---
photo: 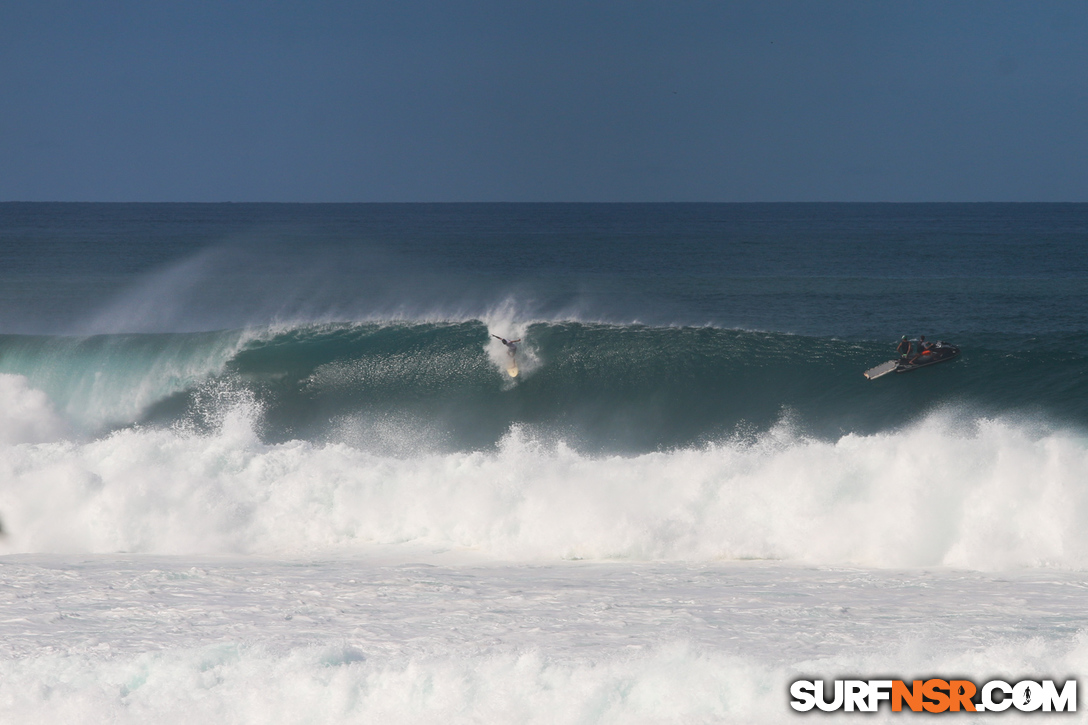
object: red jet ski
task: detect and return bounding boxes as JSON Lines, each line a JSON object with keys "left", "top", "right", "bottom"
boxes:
{"left": 864, "top": 341, "right": 960, "bottom": 379}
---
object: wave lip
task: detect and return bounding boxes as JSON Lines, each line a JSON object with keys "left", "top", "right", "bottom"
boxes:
{"left": 0, "top": 330, "right": 259, "bottom": 431}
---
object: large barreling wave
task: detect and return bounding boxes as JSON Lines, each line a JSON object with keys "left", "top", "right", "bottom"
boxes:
{"left": 1, "top": 318, "right": 1088, "bottom": 568}
{"left": 2, "top": 319, "right": 1086, "bottom": 446}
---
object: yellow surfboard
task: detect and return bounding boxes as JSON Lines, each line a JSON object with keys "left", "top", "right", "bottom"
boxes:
{"left": 507, "top": 360, "right": 519, "bottom": 378}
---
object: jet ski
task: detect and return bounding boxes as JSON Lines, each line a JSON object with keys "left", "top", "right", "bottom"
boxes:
{"left": 863, "top": 342, "right": 960, "bottom": 380}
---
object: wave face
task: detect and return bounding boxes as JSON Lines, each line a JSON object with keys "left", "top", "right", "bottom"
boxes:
{"left": 3, "top": 322, "right": 1087, "bottom": 449}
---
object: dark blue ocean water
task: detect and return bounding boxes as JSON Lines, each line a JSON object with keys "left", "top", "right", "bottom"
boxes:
{"left": 1, "top": 203, "right": 1086, "bottom": 450}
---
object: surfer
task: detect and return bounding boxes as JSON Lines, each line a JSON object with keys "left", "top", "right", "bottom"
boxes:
{"left": 492, "top": 335, "right": 521, "bottom": 357}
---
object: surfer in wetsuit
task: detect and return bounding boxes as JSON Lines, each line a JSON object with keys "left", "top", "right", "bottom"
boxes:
{"left": 492, "top": 334, "right": 521, "bottom": 357}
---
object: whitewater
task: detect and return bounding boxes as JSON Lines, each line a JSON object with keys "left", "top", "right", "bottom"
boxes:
{"left": 2, "top": 203, "right": 1087, "bottom": 722}
{"left": 2, "top": 376, "right": 1087, "bottom": 569}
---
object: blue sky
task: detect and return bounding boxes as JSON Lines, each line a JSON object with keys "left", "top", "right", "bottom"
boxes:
{"left": 2, "top": 1, "right": 1085, "bottom": 201}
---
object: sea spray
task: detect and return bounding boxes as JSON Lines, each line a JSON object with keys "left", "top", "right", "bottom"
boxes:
{"left": 0, "top": 373, "right": 68, "bottom": 445}
{"left": 2, "top": 385, "right": 1087, "bottom": 569}
{"left": 0, "top": 330, "right": 256, "bottom": 430}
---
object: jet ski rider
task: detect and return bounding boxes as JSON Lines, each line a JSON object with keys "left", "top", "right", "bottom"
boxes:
{"left": 909, "top": 335, "right": 932, "bottom": 364}
{"left": 896, "top": 335, "right": 912, "bottom": 361}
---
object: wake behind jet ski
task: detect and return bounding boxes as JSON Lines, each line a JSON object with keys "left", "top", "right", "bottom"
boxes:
{"left": 864, "top": 337, "right": 960, "bottom": 379}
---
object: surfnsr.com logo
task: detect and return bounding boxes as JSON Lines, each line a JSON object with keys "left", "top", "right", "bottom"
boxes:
{"left": 790, "top": 679, "right": 1077, "bottom": 713}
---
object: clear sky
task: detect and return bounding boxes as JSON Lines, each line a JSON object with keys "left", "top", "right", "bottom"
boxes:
{"left": 2, "top": 1, "right": 1086, "bottom": 202}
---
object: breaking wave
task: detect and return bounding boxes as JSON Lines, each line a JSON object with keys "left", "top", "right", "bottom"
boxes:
{"left": 1, "top": 321, "right": 1085, "bottom": 449}
{"left": 1, "top": 378, "right": 1086, "bottom": 569}
{"left": 1, "top": 318, "right": 1086, "bottom": 567}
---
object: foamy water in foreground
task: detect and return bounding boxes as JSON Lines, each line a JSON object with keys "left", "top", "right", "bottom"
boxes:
{"left": 2, "top": 554, "right": 1087, "bottom": 723}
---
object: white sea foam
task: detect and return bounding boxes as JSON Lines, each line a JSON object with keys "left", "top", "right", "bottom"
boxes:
{"left": 5, "top": 638, "right": 1081, "bottom": 724}
{"left": 1, "top": 555, "right": 1085, "bottom": 724}
{"left": 1, "top": 376, "right": 1086, "bottom": 569}
{"left": 0, "top": 374, "right": 68, "bottom": 445}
